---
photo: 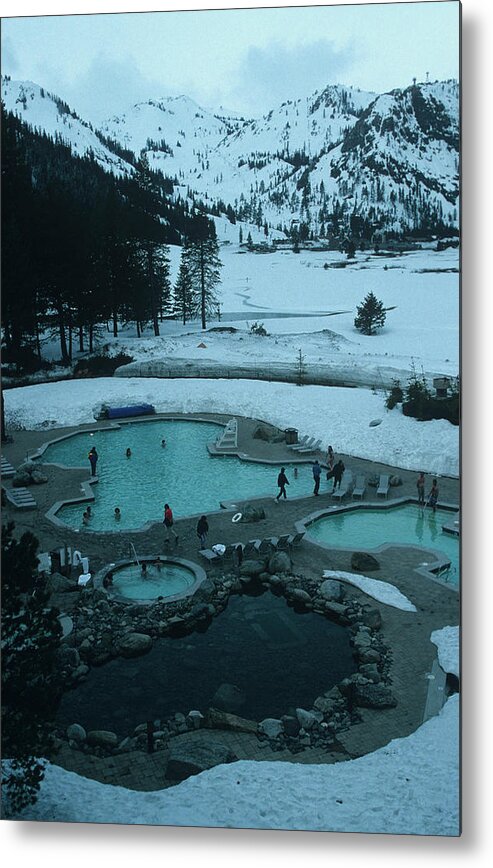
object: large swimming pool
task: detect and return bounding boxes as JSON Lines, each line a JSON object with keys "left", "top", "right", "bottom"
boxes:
{"left": 38, "top": 419, "right": 313, "bottom": 530}
{"left": 306, "top": 503, "right": 459, "bottom": 585}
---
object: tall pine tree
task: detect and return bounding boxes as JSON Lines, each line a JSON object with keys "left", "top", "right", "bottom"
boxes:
{"left": 182, "top": 215, "right": 223, "bottom": 329}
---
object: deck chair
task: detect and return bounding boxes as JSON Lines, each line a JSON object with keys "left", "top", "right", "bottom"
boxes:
{"left": 332, "top": 470, "right": 353, "bottom": 501}
{"left": 352, "top": 475, "right": 366, "bottom": 499}
{"left": 221, "top": 543, "right": 239, "bottom": 559}
{"left": 199, "top": 548, "right": 219, "bottom": 562}
{"left": 271, "top": 534, "right": 291, "bottom": 550}
{"left": 297, "top": 438, "right": 322, "bottom": 454}
{"left": 242, "top": 541, "right": 259, "bottom": 558}
{"left": 287, "top": 532, "right": 305, "bottom": 550}
{"left": 287, "top": 434, "right": 308, "bottom": 451}
{"left": 377, "top": 474, "right": 390, "bottom": 498}
{"left": 291, "top": 436, "right": 315, "bottom": 452}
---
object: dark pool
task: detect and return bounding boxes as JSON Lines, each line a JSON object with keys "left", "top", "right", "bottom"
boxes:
{"left": 57, "top": 590, "right": 356, "bottom": 735}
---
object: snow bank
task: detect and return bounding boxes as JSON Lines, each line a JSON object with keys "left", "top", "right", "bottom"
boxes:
{"left": 4, "top": 377, "right": 459, "bottom": 476}
{"left": 322, "top": 570, "right": 417, "bottom": 612}
{"left": 9, "top": 695, "right": 458, "bottom": 835}
{"left": 431, "top": 626, "right": 460, "bottom": 677}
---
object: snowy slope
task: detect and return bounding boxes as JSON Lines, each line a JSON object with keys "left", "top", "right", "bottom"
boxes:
{"left": 1, "top": 76, "right": 135, "bottom": 177}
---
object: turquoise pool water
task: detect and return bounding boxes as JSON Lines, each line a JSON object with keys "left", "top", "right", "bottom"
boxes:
{"left": 38, "top": 420, "right": 313, "bottom": 530}
{"left": 306, "top": 504, "right": 459, "bottom": 585}
{"left": 110, "top": 561, "right": 195, "bottom": 601}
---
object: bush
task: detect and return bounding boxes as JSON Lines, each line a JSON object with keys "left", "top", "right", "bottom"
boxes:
{"left": 402, "top": 370, "right": 459, "bottom": 425}
{"left": 2, "top": 346, "right": 52, "bottom": 375}
{"left": 249, "top": 321, "right": 269, "bottom": 336}
{"left": 73, "top": 352, "right": 134, "bottom": 377}
{"left": 385, "top": 379, "right": 404, "bottom": 410}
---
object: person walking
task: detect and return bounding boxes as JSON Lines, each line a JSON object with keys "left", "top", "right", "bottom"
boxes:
{"left": 276, "top": 467, "right": 289, "bottom": 501}
{"left": 417, "top": 472, "right": 426, "bottom": 506}
{"left": 312, "top": 459, "right": 321, "bottom": 495}
{"left": 332, "top": 459, "right": 345, "bottom": 491}
{"left": 88, "top": 446, "right": 98, "bottom": 476}
{"left": 326, "top": 445, "right": 334, "bottom": 471}
{"left": 197, "top": 515, "right": 209, "bottom": 549}
{"left": 163, "top": 503, "right": 178, "bottom": 545}
{"left": 427, "top": 479, "right": 439, "bottom": 513}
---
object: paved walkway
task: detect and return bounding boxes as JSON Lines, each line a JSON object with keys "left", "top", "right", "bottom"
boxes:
{"left": 2, "top": 414, "right": 459, "bottom": 789}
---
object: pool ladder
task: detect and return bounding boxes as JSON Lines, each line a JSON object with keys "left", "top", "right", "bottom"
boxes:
{"left": 129, "top": 541, "right": 141, "bottom": 568}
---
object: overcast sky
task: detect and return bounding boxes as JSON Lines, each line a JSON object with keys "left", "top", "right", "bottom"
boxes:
{"left": 1, "top": 1, "right": 460, "bottom": 122}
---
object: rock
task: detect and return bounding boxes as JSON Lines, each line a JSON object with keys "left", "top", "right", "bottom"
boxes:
{"left": 190, "top": 603, "right": 212, "bottom": 620}
{"left": 66, "top": 723, "right": 86, "bottom": 743}
{"left": 187, "top": 710, "right": 205, "bottom": 730}
{"left": 367, "top": 474, "right": 379, "bottom": 487}
{"left": 86, "top": 730, "right": 119, "bottom": 749}
{"left": 56, "top": 646, "right": 80, "bottom": 668}
{"left": 46, "top": 573, "right": 78, "bottom": 594}
{"left": 360, "top": 606, "right": 382, "bottom": 630}
{"left": 242, "top": 503, "right": 266, "bottom": 522}
{"left": 296, "top": 708, "right": 323, "bottom": 730}
{"left": 167, "top": 742, "right": 236, "bottom": 781}
{"left": 31, "top": 471, "right": 48, "bottom": 484}
{"left": 12, "top": 470, "right": 33, "bottom": 487}
{"left": 117, "top": 632, "right": 153, "bottom": 658}
{"left": 359, "top": 663, "right": 381, "bottom": 683}
{"left": 353, "top": 630, "right": 372, "bottom": 648}
{"left": 369, "top": 419, "right": 382, "bottom": 427}
{"left": 19, "top": 461, "right": 37, "bottom": 473}
{"left": 319, "top": 579, "right": 345, "bottom": 602}
{"left": 350, "top": 552, "right": 381, "bottom": 572}
{"left": 324, "top": 601, "right": 348, "bottom": 618}
{"left": 359, "top": 648, "right": 382, "bottom": 664}
{"left": 313, "top": 696, "right": 337, "bottom": 715}
{"left": 268, "top": 551, "right": 291, "bottom": 574}
{"left": 268, "top": 574, "right": 283, "bottom": 586}
{"left": 206, "top": 708, "right": 258, "bottom": 734}
{"left": 211, "top": 683, "right": 246, "bottom": 714}
{"left": 117, "top": 737, "right": 137, "bottom": 753}
{"left": 389, "top": 475, "right": 403, "bottom": 486}
{"left": 72, "top": 664, "right": 90, "bottom": 680}
{"left": 240, "top": 559, "right": 267, "bottom": 577}
{"left": 281, "top": 715, "right": 300, "bottom": 737}
{"left": 258, "top": 718, "right": 283, "bottom": 739}
{"left": 353, "top": 683, "right": 397, "bottom": 709}
{"left": 290, "top": 588, "right": 312, "bottom": 605}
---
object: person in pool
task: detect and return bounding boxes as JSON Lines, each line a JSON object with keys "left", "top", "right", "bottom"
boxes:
{"left": 141, "top": 562, "right": 148, "bottom": 577}
{"left": 161, "top": 439, "right": 166, "bottom": 448}
{"left": 126, "top": 448, "right": 132, "bottom": 458}
{"left": 114, "top": 507, "right": 121, "bottom": 521}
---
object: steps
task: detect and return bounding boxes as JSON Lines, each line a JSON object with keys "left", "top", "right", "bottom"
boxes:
{"left": 208, "top": 419, "right": 238, "bottom": 454}
{"left": 1, "top": 455, "right": 15, "bottom": 478}
{"left": 5, "top": 486, "right": 37, "bottom": 510}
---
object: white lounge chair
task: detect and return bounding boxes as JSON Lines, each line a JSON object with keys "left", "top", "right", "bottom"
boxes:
{"left": 297, "top": 438, "right": 322, "bottom": 454}
{"left": 288, "top": 532, "right": 305, "bottom": 549}
{"left": 377, "top": 474, "right": 390, "bottom": 498}
{"left": 332, "top": 470, "right": 353, "bottom": 501}
{"left": 290, "top": 436, "right": 314, "bottom": 452}
{"left": 352, "top": 475, "right": 366, "bottom": 499}
{"left": 287, "top": 434, "right": 308, "bottom": 451}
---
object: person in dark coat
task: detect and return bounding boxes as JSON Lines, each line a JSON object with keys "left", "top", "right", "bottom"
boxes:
{"left": 88, "top": 446, "right": 98, "bottom": 476}
{"left": 312, "top": 460, "right": 321, "bottom": 495}
{"left": 276, "top": 467, "right": 289, "bottom": 500}
{"left": 332, "top": 460, "right": 345, "bottom": 491}
{"left": 197, "top": 515, "right": 209, "bottom": 548}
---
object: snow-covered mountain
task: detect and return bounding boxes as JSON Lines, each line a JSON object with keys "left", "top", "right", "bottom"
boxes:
{"left": 2, "top": 74, "right": 459, "bottom": 237}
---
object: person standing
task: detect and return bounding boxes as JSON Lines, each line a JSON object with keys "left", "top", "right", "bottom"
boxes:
{"left": 427, "top": 479, "right": 439, "bottom": 512}
{"left": 332, "top": 459, "right": 345, "bottom": 491}
{"left": 326, "top": 445, "right": 334, "bottom": 471}
{"left": 163, "top": 503, "right": 178, "bottom": 544}
{"left": 88, "top": 446, "right": 98, "bottom": 476}
{"left": 417, "top": 472, "right": 426, "bottom": 506}
{"left": 312, "top": 459, "right": 321, "bottom": 495}
{"left": 197, "top": 515, "right": 209, "bottom": 549}
{"left": 276, "top": 467, "right": 289, "bottom": 501}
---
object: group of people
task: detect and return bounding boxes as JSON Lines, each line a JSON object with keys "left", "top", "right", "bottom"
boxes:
{"left": 275, "top": 446, "right": 345, "bottom": 501}
{"left": 417, "top": 472, "right": 439, "bottom": 512}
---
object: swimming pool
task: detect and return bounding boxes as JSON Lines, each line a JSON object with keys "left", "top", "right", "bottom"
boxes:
{"left": 37, "top": 419, "right": 313, "bottom": 530}
{"left": 105, "top": 558, "right": 199, "bottom": 602}
{"left": 305, "top": 503, "right": 459, "bottom": 585}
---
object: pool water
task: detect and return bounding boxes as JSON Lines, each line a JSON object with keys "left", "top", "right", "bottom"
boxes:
{"left": 306, "top": 503, "right": 459, "bottom": 585}
{"left": 38, "top": 420, "right": 313, "bottom": 530}
{"left": 110, "top": 561, "right": 196, "bottom": 601}
{"left": 56, "top": 590, "right": 356, "bottom": 733}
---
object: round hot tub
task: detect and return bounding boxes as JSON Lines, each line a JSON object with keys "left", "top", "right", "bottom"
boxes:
{"left": 99, "top": 556, "right": 206, "bottom": 604}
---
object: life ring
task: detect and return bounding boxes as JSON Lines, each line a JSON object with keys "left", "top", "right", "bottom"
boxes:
{"left": 232, "top": 512, "right": 242, "bottom": 523}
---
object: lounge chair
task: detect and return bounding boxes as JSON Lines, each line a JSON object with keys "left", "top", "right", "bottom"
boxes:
{"left": 332, "top": 470, "right": 353, "bottom": 501}
{"left": 352, "top": 475, "right": 366, "bottom": 499}
{"left": 296, "top": 438, "right": 322, "bottom": 454}
{"left": 199, "top": 548, "right": 220, "bottom": 562}
{"left": 270, "top": 534, "right": 291, "bottom": 550}
{"left": 251, "top": 538, "right": 276, "bottom": 554}
{"left": 290, "top": 436, "right": 314, "bottom": 452}
{"left": 243, "top": 541, "right": 260, "bottom": 558}
{"left": 287, "top": 532, "right": 305, "bottom": 549}
{"left": 287, "top": 434, "right": 308, "bottom": 451}
{"left": 377, "top": 474, "right": 390, "bottom": 498}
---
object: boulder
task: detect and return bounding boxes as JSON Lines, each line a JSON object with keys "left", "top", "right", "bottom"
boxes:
{"left": 12, "top": 470, "right": 32, "bottom": 487}
{"left": 290, "top": 588, "right": 312, "bottom": 605}
{"left": 358, "top": 648, "right": 382, "bottom": 664}
{"left": 240, "top": 559, "right": 267, "bottom": 577}
{"left": 296, "top": 708, "right": 323, "bottom": 730}
{"left": 56, "top": 646, "right": 80, "bottom": 668}
{"left": 117, "top": 632, "right": 153, "bottom": 658}
{"left": 367, "top": 474, "right": 379, "bottom": 487}
{"left": 360, "top": 606, "right": 382, "bottom": 630}
{"left": 31, "top": 471, "right": 48, "bottom": 484}
{"left": 167, "top": 742, "right": 236, "bottom": 781}
{"left": 324, "top": 601, "right": 348, "bottom": 619}
{"left": 280, "top": 715, "right": 300, "bottom": 737}
{"left": 319, "top": 579, "right": 345, "bottom": 602}
{"left": 46, "top": 573, "right": 78, "bottom": 594}
{"left": 353, "top": 683, "right": 397, "bottom": 709}
{"left": 258, "top": 718, "right": 283, "bottom": 739}
{"left": 389, "top": 475, "right": 403, "bottom": 487}
{"left": 211, "top": 683, "right": 246, "bottom": 714}
{"left": 242, "top": 503, "right": 266, "bottom": 522}
{"left": 359, "top": 663, "right": 381, "bottom": 683}
{"left": 187, "top": 711, "right": 205, "bottom": 730}
{"left": 268, "top": 551, "right": 291, "bottom": 574}
{"left": 350, "top": 552, "right": 381, "bottom": 572}
{"left": 66, "top": 723, "right": 86, "bottom": 744}
{"left": 86, "top": 730, "right": 119, "bottom": 749}
{"left": 206, "top": 709, "right": 258, "bottom": 734}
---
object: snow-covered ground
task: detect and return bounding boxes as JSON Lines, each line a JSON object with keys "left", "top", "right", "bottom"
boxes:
{"left": 4, "top": 628, "right": 459, "bottom": 834}
{"left": 322, "top": 571, "right": 418, "bottom": 612}
{"left": 4, "top": 375, "right": 459, "bottom": 476}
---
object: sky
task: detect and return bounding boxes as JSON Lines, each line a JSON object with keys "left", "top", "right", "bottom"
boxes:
{"left": 1, "top": 1, "right": 460, "bottom": 123}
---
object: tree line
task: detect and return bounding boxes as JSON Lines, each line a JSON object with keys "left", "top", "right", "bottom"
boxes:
{"left": 1, "top": 105, "right": 222, "bottom": 369}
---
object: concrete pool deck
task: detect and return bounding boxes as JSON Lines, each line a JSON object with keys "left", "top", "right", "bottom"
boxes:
{"left": 1, "top": 413, "right": 459, "bottom": 790}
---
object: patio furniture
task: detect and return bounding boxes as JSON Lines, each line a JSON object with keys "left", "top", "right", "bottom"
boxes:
{"left": 287, "top": 434, "right": 308, "bottom": 451}
{"left": 296, "top": 438, "right": 322, "bottom": 454}
{"left": 332, "top": 470, "right": 353, "bottom": 501}
{"left": 352, "top": 475, "right": 366, "bottom": 499}
{"left": 287, "top": 531, "right": 305, "bottom": 549}
{"left": 377, "top": 474, "right": 390, "bottom": 498}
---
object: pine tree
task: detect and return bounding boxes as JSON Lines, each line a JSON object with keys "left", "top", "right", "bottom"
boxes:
{"left": 239, "top": 226, "right": 243, "bottom": 245}
{"left": 183, "top": 216, "right": 223, "bottom": 329}
{"left": 354, "top": 291, "right": 387, "bottom": 335}
{"left": 173, "top": 256, "right": 195, "bottom": 324}
{"left": 1, "top": 523, "right": 63, "bottom": 816}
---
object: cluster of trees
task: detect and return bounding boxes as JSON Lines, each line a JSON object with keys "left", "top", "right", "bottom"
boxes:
{"left": 1, "top": 105, "right": 223, "bottom": 369}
